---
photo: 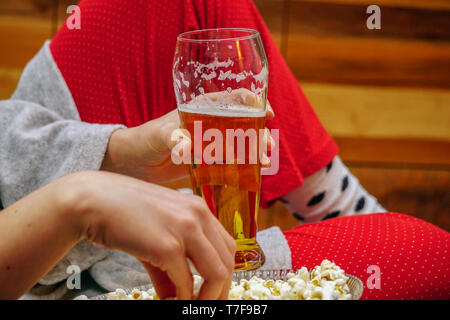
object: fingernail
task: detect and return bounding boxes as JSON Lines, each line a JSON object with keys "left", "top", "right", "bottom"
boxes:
{"left": 266, "top": 102, "right": 275, "bottom": 119}
{"left": 261, "top": 153, "right": 271, "bottom": 167}
{"left": 270, "top": 135, "right": 276, "bottom": 149}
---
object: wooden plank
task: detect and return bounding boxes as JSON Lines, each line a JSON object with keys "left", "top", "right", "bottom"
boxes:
{"left": 287, "top": 1, "right": 450, "bottom": 41}
{"left": 301, "top": 82, "right": 450, "bottom": 140}
{"left": 294, "top": 0, "right": 450, "bottom": 11}
{"left": 0, "top": 68, "right": 22, "bottom": 99}
{"left": 0, "top": 16, "right": 52, "bottom": 69}
{"left": 0, "top": 0, "right": 55, "bottom": 14}
{"left": 335, "top": 137, "right": 450, "bottom": 168}
{"left": 285, "top": 1, "right": 450, "bottom": 88}
{"left": 253, "top": 0, "right": 285, "bottom": 50}
{"left": 0, "top": 0, "right": 57, "bottom": 24}
{"left": 286, "top": 34, "right": 450, "bottom": 88}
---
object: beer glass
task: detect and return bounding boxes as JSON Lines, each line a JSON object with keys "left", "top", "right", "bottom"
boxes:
{"left": 173, "top": 28, "right": 268, "bottom": 270}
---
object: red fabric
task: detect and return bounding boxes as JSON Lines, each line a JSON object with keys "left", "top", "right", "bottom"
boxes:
{"left": 284, "top": 213, "right": 450, "bottom": 300}
{"left": 49, "top": 0, "right": 338, "bottom": 207}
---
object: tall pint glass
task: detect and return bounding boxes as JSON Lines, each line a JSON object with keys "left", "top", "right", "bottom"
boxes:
{"left": 173, "top": 28, "right": 268, "bottom": 270}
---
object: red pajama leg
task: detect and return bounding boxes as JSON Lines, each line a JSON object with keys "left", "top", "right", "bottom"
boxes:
{"left": 283, "top": 212, "right": 450, "bottom": 300}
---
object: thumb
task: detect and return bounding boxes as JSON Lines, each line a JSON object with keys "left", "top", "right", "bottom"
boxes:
{"left": 167, "top": 127, "right": 192, "bottom": 150}
{"left": 168, "top": 128, "right": 192, "bottom": 166}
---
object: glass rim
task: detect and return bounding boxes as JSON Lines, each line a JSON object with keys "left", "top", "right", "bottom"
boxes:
{"left": 177, "top": 28, "right": 260, "bottom": 42}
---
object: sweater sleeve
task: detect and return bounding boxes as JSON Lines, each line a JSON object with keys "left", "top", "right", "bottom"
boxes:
{"left": 0, "top": 99, "right": 123, "bottom": 207}
{"left": 0, "top": 42, "right": 125, "bottom": 207}
{"left": 0, "top": 42, "right": 125, "bottom": 285}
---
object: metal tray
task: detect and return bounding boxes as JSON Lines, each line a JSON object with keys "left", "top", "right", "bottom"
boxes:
{"left": 91, "top": 269, "right": 364, "bottom": 300}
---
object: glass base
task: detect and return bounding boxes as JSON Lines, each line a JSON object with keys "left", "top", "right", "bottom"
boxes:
{"left": 234, "top": 239, "right": 265, "bottom": 270}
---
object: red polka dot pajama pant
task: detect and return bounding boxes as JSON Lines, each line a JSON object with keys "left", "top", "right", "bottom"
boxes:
{"left": 284, "top": 213, "right": 450, "bottom": 300}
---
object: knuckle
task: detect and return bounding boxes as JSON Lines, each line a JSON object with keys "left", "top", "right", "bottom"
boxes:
{"left": 224, "top": 255, "right": 235, "bottom": 272}
{"left": 150, "top": 236, "right": 183, "bottom": 269}
{"left": 213, "top": 265, "right": 230, "bottom": 281}
{"left": 191, "top": 195, "right": 206, "bottom": 207}
{"left": 178, "top": 215, "right": 198, "bottom": 232}
{"left": 161, "top": 238, "right": 183, "bottom": 257}
{"left": 189, "top": 196, "right": 209, "bottom": 217}
{"left": 229, "top": 238, "right": 237, "bottom": 252}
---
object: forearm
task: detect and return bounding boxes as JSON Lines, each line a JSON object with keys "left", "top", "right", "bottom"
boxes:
{"left": 0, "top": 176, "right": 84, "bottom": 299}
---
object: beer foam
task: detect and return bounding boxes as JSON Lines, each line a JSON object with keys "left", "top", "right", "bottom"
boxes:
{"left": 178, "top": 103, "right": 266, "bottom": 118}
{"left": 185, "top": 57, "right": 267, "bottom": 95}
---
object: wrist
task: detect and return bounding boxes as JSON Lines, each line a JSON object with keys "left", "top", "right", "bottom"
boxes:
{"left": 101, "top": 128, "right": 135, "bottom": 173}
{"left": 53, "top": 172, "right": 98, "bottom": 241}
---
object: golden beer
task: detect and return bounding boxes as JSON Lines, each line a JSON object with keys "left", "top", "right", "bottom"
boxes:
{"left": 179, "top": 104, "right": 265, "bottom": 270}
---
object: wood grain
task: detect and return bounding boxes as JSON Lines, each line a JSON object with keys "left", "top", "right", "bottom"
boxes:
{"left": 301, "top": 82, "right": 450, "bottom": 140}
{"left": 0, "top": 16, "right": 52, "bottom": 69}
{"left": 257, "top": 0, "right": 450, "bottom": 88}
{"left": 287, "top": 34, "right": 450, "bottom": 88}
{"left": 291, "top": 0, "right": 450, "bottom": 11}
{"left": 287, "top": 1, "right": 450, "bottom": 41}
{"left": 335, "top": 137, "right": 450, "bottom": 168}
{"left": 253, "top": 0, "right": 285, "bottom": 49}
{"left": 0, "top": 0, "right": 55, "bottom": 15}
{"left": 0, "top": 68, "right": 22, "bottom": 99}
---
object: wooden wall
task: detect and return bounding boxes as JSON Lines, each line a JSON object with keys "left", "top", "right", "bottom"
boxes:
{"left": 0, "top": 0, "right": 449, "bottom": 230}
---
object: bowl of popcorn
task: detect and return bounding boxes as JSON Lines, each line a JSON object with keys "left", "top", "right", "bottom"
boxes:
{"left": 87, "top": 260, "right": 363, "bottom": 300}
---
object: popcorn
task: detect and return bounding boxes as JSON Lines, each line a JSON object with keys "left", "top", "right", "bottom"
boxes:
{"left": 229, "top": 282, "right": 245, "bottom": 300}
{"left": 83, "top": 260, "right": 353, "bottom": 300}
{"left": 106, "top": 288, "right": 129, "bottom": 300}
{"left": 308, "top": 260, "right": 353, "bottom": 300}
{"left": 241, "top": 277, "right": 272, "bottom": 300}
{"left": 130, "top": 288, "right": 142, "bottom": 300}
{"left": 192, "top": 273, "right": 204, "bottom": 299}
